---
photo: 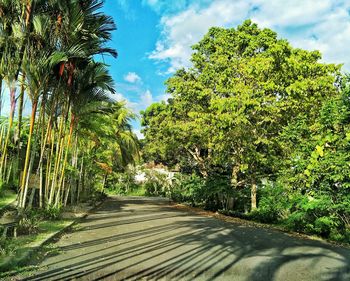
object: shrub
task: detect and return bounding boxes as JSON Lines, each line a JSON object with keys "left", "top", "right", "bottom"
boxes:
{"left": 41, "top": 206, "right": 62, "bottom": 220}
{"left": 143, "top": 169, "right": 173, "bottom": 197}
{"left": 170, "top": 173, "right": 206, "bottom": 205}
{"left": 107, "top": 171, "right": 137, "bottom": 195}
{"left": 0, "top": 237, "right": 17, "bottom": 257}
{"left": 283, "top": 192, "right": 349, "bottom": 241}
{"left": 17, "top": 216, "right": 40, "bottom": 235}
{"left": 250, "top": 183, "right": 291, "bottom": 223}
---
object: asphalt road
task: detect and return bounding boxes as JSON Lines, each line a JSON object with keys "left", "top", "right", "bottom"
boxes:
{"left": 20, "top": 196, "right": 350, "bottom": 281}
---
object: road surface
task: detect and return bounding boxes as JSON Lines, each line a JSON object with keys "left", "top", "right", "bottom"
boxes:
{"left": 21, "top": 196, "right": 350, "bottom": 280}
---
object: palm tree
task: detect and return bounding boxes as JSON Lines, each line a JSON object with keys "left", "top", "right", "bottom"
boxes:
{"left": 1, "top": 0, "right": 141, "bottom": 211}
{"left": 52, "top": 61, "right": 116, "bottom": 207}
{"left": 0, "top": 16, "right": 22, "bottom": 181}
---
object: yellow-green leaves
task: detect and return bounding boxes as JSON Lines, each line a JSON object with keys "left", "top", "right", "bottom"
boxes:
{"left": 346, "top": 131, "right": 350, "bottom": 141}
{"left": 316, "top": 145, "right": 324, "bottom": 157}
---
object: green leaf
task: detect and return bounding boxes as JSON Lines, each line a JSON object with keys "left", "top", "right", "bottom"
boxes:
{"left": 304, "top": 169, "right": 311, "bottom": 177}
{"left": 316, "top": 145, "right": 324, "bottom": 157}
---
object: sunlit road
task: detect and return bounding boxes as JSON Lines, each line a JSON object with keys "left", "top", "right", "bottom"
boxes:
{"left": 20, "top": 196, "right": 350, "bottom": 281}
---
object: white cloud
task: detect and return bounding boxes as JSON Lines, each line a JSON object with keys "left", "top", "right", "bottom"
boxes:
{"left": 156, "top": 93, "right": 171, "bottom": 103}
{"left": 133, "top": 129, "right": 144, "bottom": 139}
{"left": 113, "top": 89, "right": 159, "bottom": 114}
{"left": 140, "top": 90, "right": 154, "bottom": 107}
{"left": 149, "top": 0, "right": 251, "bottom": 73}
{"left": 112, "top": 92, "right": 139, "bottom": 113}
{"left": 250, "top": 0, "right": 334, "bottom": 28}
{"left": 149, "top": 0, "right": 350, "bottom": 72}
{"left": 123, "top": 72, "right": 142, "bottom": 83}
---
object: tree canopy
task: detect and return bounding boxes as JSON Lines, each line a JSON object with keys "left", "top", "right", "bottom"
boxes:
{"left": 141, "top": 20, "right": 349, "bottom": 242}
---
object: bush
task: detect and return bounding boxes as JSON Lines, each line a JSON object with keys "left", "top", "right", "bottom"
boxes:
{"left": 247, "top": 209, "right": 279, "bottom": 224}
{"left": 143, "top": 169, "right": 173, "bottom": 197}
{"left": 219, "top": 209, "right": 250, "bottom": 219}
{"left": 282, "top": 192, "right": 349, "bottom": 242}
{"left": 0, "top": 237, "right": 17, "bottom": 257}
{"left": 107, "top": 171, "right": 138, "bottom": 195}
{"left": 17, "top": 215, "right": 40, "bottom": 235}
{"left": 41, "top": 206, "right": 62, "bottom": 220}
{"left": 170, "top": 173, "right": 206, "bottom": 205}
{"left": 249, "top": 183, "right": 291, "bottom": 223}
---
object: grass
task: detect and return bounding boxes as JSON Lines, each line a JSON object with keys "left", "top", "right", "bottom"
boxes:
{"left": 0, "top": 219, "right": 73, "bottom": 274}
{"left": 127, "top": 186, "right": 147, "bottom": 196}
{"left": 106, "top": 185, "right": 147, "bottom": 197}
{"left": 0, "top": 243, "right": 62, "bottom": 280}
{"left": 0, "top": 190, "right": 17, "bottom": 210}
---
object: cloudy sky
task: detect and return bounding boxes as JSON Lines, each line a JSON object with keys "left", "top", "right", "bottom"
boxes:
{"left": 2, "top": 0, "right": 350, "bottom": 138}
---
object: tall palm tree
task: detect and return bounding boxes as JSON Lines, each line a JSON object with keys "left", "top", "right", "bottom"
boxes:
{"left": 1, "top": 0, "right": 141, "bottom": 210}
{"left": 0, "top": 1, "right": 22, "bottom": 180}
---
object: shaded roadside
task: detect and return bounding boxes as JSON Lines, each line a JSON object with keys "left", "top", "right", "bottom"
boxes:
{"left": 14, "top": 196, "right": 350, "bottom": 281}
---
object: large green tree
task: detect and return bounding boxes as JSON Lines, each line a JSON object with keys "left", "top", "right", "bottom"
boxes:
{"left": 142, "top": 20, "right": 341, "bottom": 209}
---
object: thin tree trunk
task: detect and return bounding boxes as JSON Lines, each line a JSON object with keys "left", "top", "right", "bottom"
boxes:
{"left": 102, "top": 173, "right": 107, "bottom": 190}
{"left": 0, "top": 77, "right": 2, "bottom": 116}
{"left": 15, "top": 0, "right": 33, "bottom": 82}
{"left": 23, "top": 147, "right": 35, "bottom": 209}
{"left": 77, "top": 155, "right": 84, "bottom": 204}
{"left": 251, "top": 181, "right": 257, "bottom": 210}
{"left": 56, "top": 114, "right": 74, "bottom": 204}
{"left": 39, "top": 164, "right": 43, "bottom": 208}
{"left": 0, "top": 124, "right": 5, "bottom": 152}
{"left": 19, "top": 99, "right": 38, "bottom": 208}
{"left": 70, "top": 136, "right": 78, "bottom": 205}
{"left": 64, "top": 182, "right": 70, "bottom": 207}
{"left": 16, "top": 74, "right": 26, "bottom": 144}
{"left": 0, "top": 86, "right": 16, "bottom": 181}
{"left": 16, "top": 74, "right": 26, "bottom": 184}
{"left": 48, "top": 115, "right": 65, "bottom": 206}
{"left": 36, "top": 116, "right": 51, "bottom": 175}
{"left": 49, "top": 131, "right": 65, "bottom": 206}
{"left": 45, "top": 129, "right": 54, "bottom": 204}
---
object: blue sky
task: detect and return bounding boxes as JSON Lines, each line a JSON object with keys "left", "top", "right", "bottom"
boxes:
{"left": 1, "top": 0, "right": 350, "bottom": 138}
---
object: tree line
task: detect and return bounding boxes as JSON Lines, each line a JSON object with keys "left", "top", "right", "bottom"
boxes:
{"left": 0, "top": 0, "right": 138, "bottom": 210}
{"left": 141, "top": 20, "right": 350, "bottom": 242}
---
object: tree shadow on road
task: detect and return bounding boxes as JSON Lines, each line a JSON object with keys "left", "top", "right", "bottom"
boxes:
{"left": 21, "top": 197, "right": 350, "bottom": 281}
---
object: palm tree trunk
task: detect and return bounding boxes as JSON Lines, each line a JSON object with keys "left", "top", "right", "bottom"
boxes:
{"left": 16, "top": 74, "right": 26, "bottom": 182}
{"left": 77, "top": 154, "right": 84, "bottom": 204}
{"left": 19, "top": 98, "right": 38, "bottom": 208}
{"left": 25, "top": 150, "right": 36, "bottom": 208}
{"left": 0, "top": 77, "right": 3, "bottom": 116}
{"left": 0, "top": 86, "right": 16, "bottom": 181}
{"left": 48, "top": 115, "right": 65, "bottom": 206}
{"left": 39, "top": 163, "right": 43, "bottom": 208}
{"left": 48, "top": 128, "right": 64, "bottom": 206}
{"left": 45, "top": 129, "right": 54, "bottom": 205}
{"left": 16, "top": 74, "right": 26, "bottom": 143}
{"left": 56, "top": 114, "right": 74, "bottom": 205}
{"left": 36, "top": 116, "right": 51, "bottom": 175}
{"left": 64, "top": 182, "right": 70, "bottom": 207}
{"left": 70, "top": 135, "right": 78, "bottom": 205}
{"left": 15, "top": 0, "right": 33, "bottom": 81}
{"left": 34, "top": 115, "right": 50, "bottom": 208}
{"left": 0, "top": 125, "right": 5, "bottom": 159}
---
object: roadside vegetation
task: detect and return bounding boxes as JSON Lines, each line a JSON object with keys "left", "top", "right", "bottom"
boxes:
{"left": 0, "top": 0, "right": 349, "bottom": 274}
{"left": 140, "top": 21, "right": 350, "bottom": 243}
{"left": 0, "top": 0, "right": 138, "bottom": 270}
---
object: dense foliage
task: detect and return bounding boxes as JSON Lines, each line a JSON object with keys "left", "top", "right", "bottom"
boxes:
{"left": 141, "top": 20, "right": 349, "bottom": 242}
{"left": 0, "top": 0, "right": 139, "bottom": 210}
